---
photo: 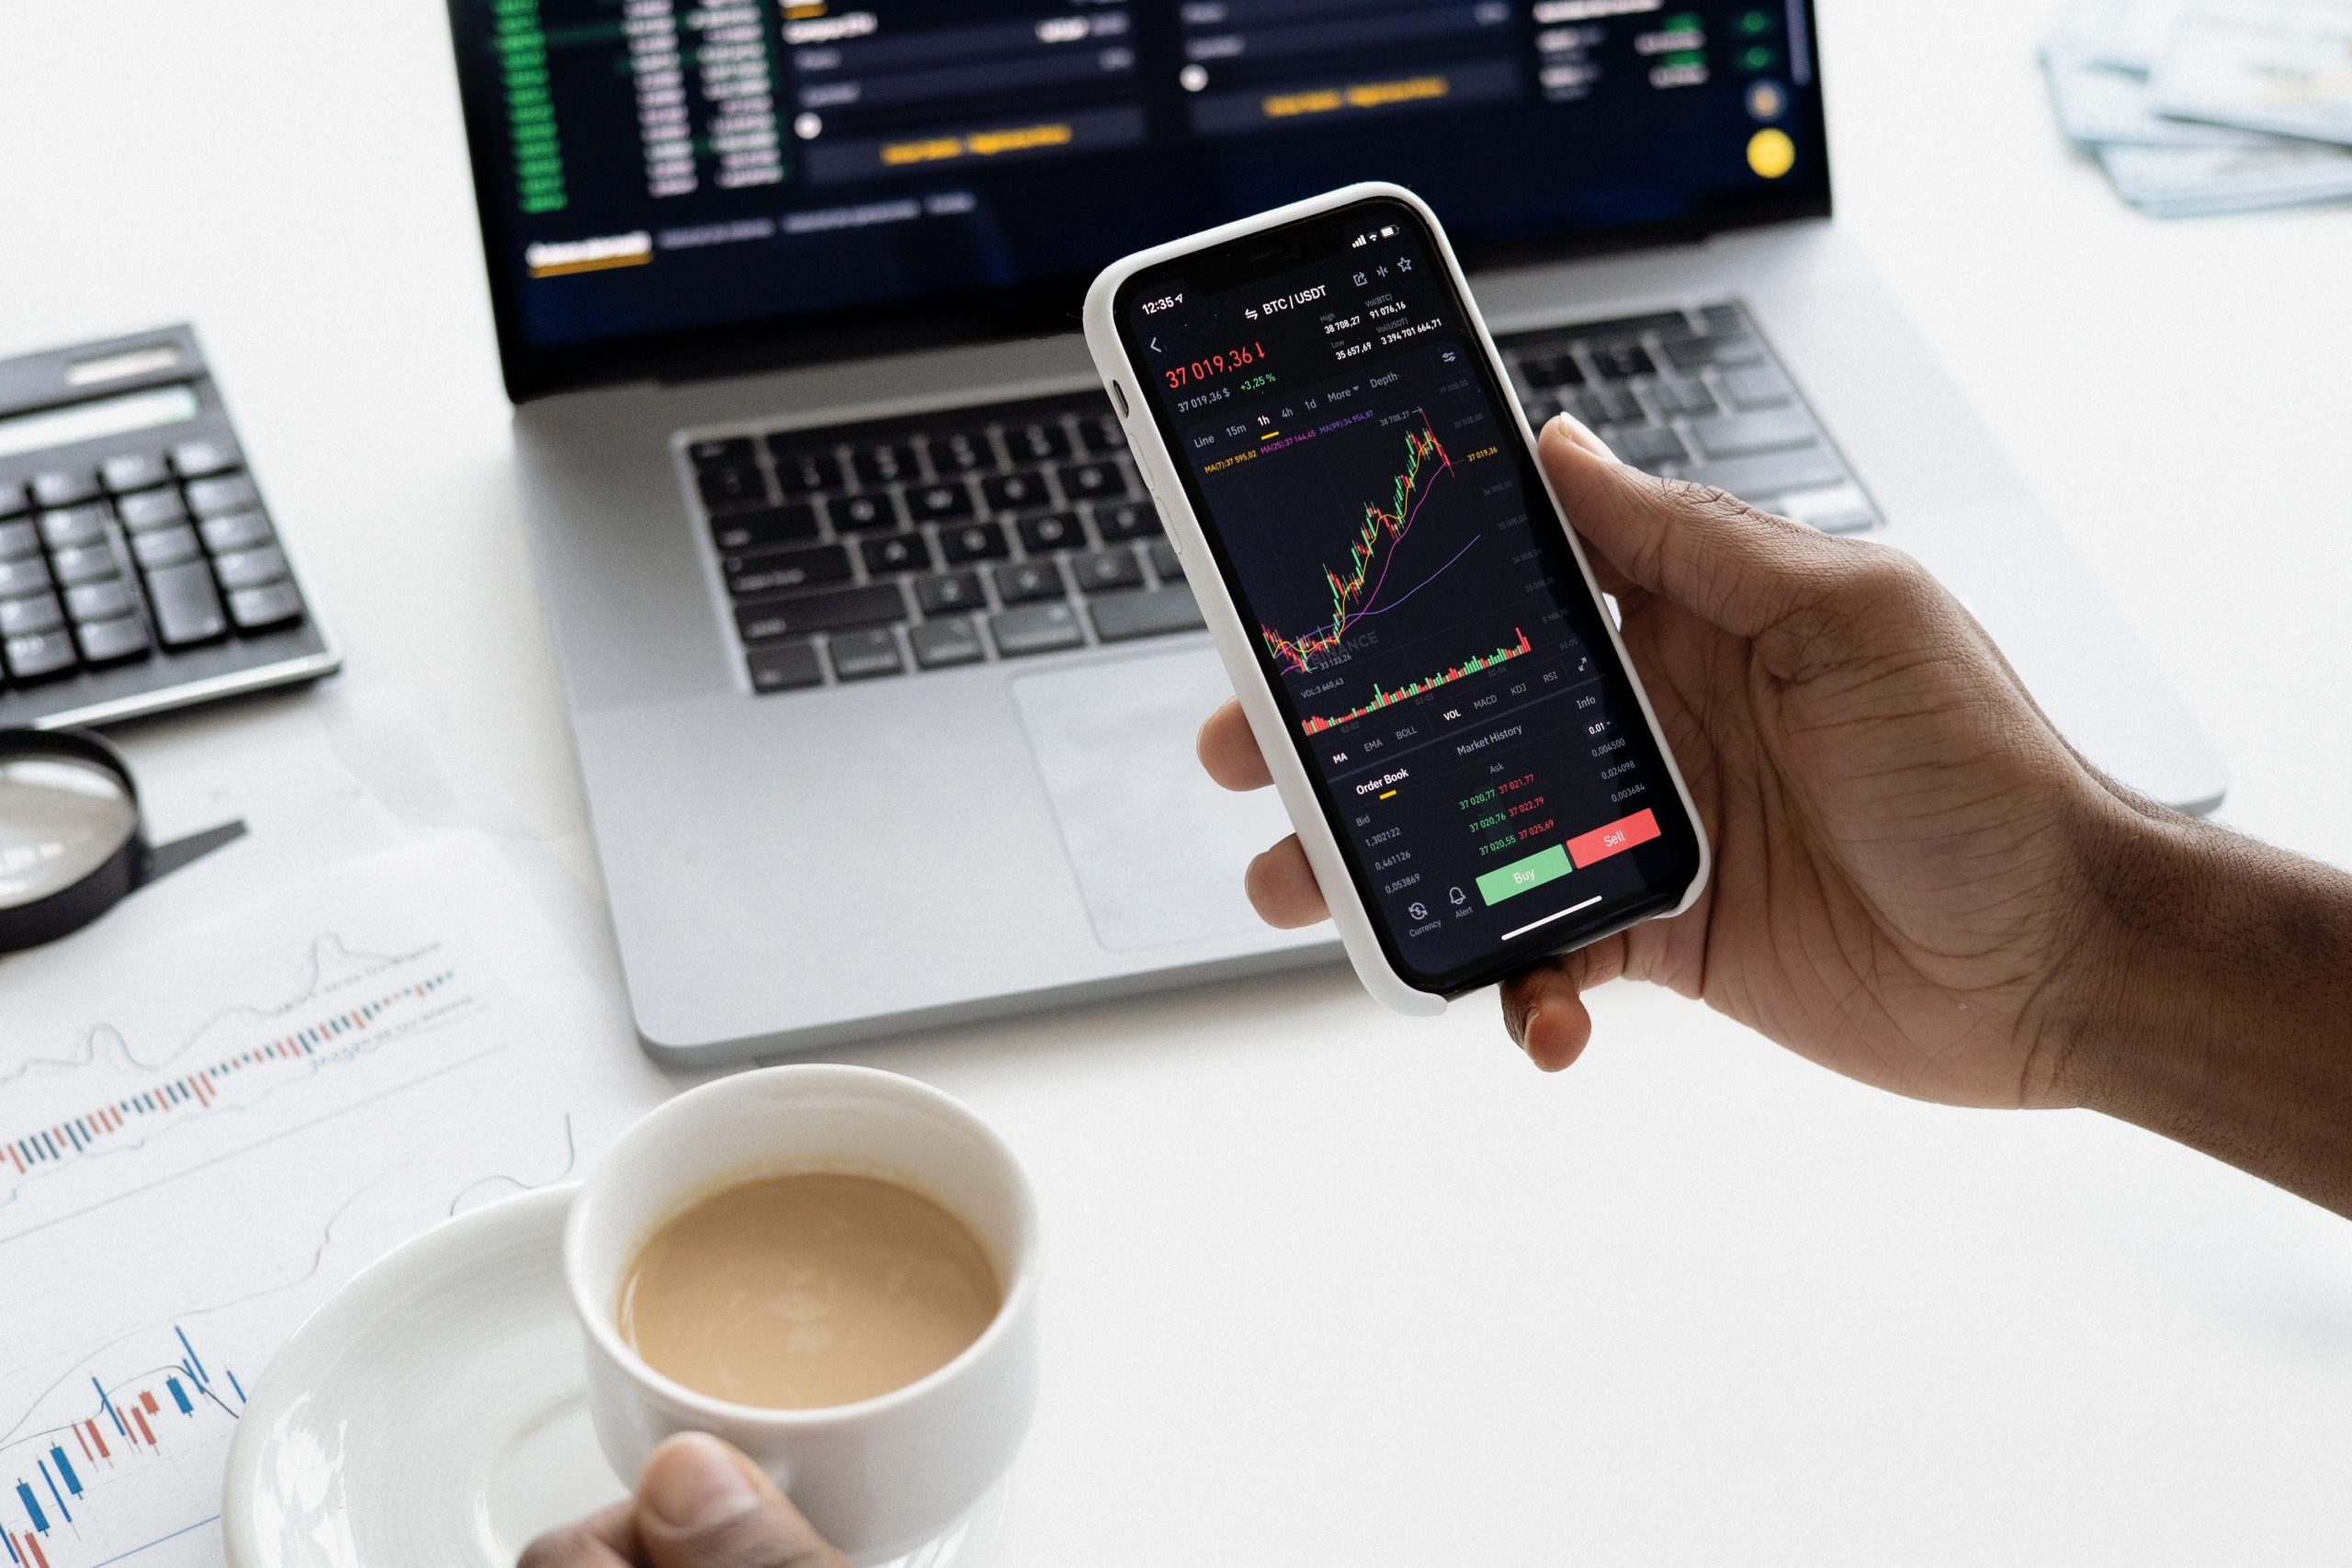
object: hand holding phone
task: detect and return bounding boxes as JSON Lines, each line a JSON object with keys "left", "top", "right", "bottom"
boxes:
{"left": 1085, "top": 183, "right": 1708, "bottom": 1012}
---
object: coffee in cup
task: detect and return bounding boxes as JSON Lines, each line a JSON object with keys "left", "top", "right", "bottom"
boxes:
{"left": 616, "top": 1170, "right": 1001, "bottom": 1410}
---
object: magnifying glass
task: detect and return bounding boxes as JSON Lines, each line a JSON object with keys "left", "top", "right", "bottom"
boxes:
{"left": 0, "top": 729, "right": 246, "bottom": 953}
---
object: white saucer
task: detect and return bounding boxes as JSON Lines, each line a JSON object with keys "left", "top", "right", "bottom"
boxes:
{"left": 221, "top": 1184, "right": 1005, "bottom": 1567}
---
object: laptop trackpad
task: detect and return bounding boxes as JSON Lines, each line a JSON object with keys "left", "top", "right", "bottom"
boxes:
{"left": 1010, "top": 647, "right": 1295, "bottom": 952}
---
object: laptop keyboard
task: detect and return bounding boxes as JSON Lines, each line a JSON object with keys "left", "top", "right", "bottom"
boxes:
{"left": 687, "top": 299, "right": 1874, "bottom": 695}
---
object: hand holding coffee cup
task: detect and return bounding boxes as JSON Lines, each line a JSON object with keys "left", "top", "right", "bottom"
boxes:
{"left": 562, "top": 1066, "right": 1039, "bottom": 1566}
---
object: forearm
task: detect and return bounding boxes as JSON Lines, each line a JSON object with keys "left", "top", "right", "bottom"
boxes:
{"left": 2055, "top": 800, "right": 2352, "bottom": 1214}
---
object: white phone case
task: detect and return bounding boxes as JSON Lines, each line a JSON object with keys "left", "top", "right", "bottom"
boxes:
{"left": 1082, "top": 181, "right": 1710, "bottom": 1014}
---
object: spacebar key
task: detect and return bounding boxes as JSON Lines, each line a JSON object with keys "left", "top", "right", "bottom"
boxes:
{"left": 735, "top": 583, "right": 906, "bottom": 643}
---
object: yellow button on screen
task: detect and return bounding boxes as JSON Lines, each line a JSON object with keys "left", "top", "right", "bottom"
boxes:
{"left": 1747, "top": 128, "right": 1796, "bottom": 179}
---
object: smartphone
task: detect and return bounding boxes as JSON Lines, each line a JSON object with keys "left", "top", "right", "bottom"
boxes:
{"left": 1084, "top": 183, "right": 1708, "bottom": 1014}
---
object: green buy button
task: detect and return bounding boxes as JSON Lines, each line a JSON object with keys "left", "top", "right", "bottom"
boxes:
{"left": 1476, "top": 843, "right": 1571, "bottom": 906}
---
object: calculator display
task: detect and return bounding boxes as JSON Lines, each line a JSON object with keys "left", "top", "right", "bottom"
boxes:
{"left": 0, "top": 387, "right": 198, "bottom": 462}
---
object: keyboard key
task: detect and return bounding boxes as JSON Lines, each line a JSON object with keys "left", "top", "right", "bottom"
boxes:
{"left": 38, "top": 504, "right": 107, "bottom": 550}
{"left": 710, "top": 503, "right": 820, "bottom": 553}
{"left": 859, "top": 532, "right": 933, "bottom": 574}
{"left": 1579, "top": 310, "right": 1693, "bottom": 339}
{"left": 1005, "top": 420, "right": 1069, "bottom": 463}
{"left": 30, "top": 469, "right": 98, "bottom": 508}
{"left": 1649, "top": 377, "right": 1718, "bottom": 417}
{"left": 930, "top": 429, "right": 992, "bottom": 473}
{"left": 0, "top": 521, "right": 31, "bottom": 560}
{"left": 76, "top": 615, "right": 150, "bottom": 663}
{"left": 1589, "top": 342, "right": 1656, "bottom": 380}
{"left": 1601, "top": 424, "right": 1688, "bottom": 469}
{"left": 1058, "top": 461, "right": 1132, "bottom": 502}
{"left": 0, "top": 557, "right": 54, "bottom": 595}
{"left": 169, "top": 437, "right": 241, "bottom": 479}
{"left": 1146, "top": 539, "right": 1183, "bottom": 581}
{"left": 914, "top": 571, "right": 984, "bottom": 615}
{"left": 1079, "top": 412, "right": 1127, "bottom": 454}
{"left": 910, "top": 617, "right": 986, "bottom": 669}
{"left": 5, "top": 628, "right": 76, "bottom": 680}
{"left": 992, "top": 559, "right": 1065, "bottom": 604}
{"left": 115, "top": 486, "right": 188, "bottom": 531}
{"left": 1723, "top": 364, "right": 1795, "bottom": 409}
{"left": 828, "top": 491, "right": 896, "bottom": 532}
{"left": 145, "top": 559, "right": 228, "bottom": 646}
{"left": 1683, "top": 446, "right": 1842, "bottom": 501}
{"left": 695, "top": 464, "right": 768, "bottom": 514}
{"left": 101, "top": 452, "right": 169, "bottom": 491}
{"left": 1701, "top": 303, "right": 1744, "bottom": 333}
{"left": 1071, "top": 547, "right": 1144, "bottom": 593}
{"left": 0, "top": 593, "right": 62, "bottom": 636}
{"left": 226, "top": 580, "right": 304, "bottom": 631}
{"left": 747, "top": 639, "right": 824, "bottom": 693}
{"left": 1090, "top": 585, "right": 1204, "bottom": 643}
{"left": 133, "top": 526, "right": 203, "bottom": 570}
{"left": 827, "top": 626, "right": 904, "bottom": 681}
{"left": 1016, "top": 511, "right": 1086, "bottom": 553}
{"left": 0, "top": 480, "right": 24, "bottom": 518}
{"left": 939, "top": 521, "right": 1010, "bottom": 564}
{"left": 905, "top": 481, "right": 974, "bottom": 523}
{"left": 51, "top": 544, "right": 119, "bottom": 586}
{"left": 1692, "top": 406, "right": 1817, "bottom": 459}
{"left": 853, "top": 443, "right": 916, "bottom": 487}
{"left": 198, "top": 509, "right": 276, "bottom": 555}
{"left": 766, "top": 443, "right": 844, "bottom": 494}
{"left": 212, "top": 544, "right": 290, "bottom": 590}
{"left": 1575, "top": 386, "right": 1644, "bottom": 426}
{"left": 723, "top": 542, "right": 853, "bottom": 599}
{"left": 980, "top": 471, "right": 1051, "bottom": 514}
{"left": 687, "top": 436, "right": 755, "bottom": 471}
{"left": 65, "top": 579, "right": 134, "bottom": 622}
{"left": 1519, "top": 352, "right": 1584, "bottom": 388}
{"left": 1665, "top": 334, "right": 1764, "bottom": 371}
{"left": 989, "top": 600, "right": 1083, "bottom": 657}
{"left": 735, "top": 582, "right": 906, "bottom": 643}
{"left": 1092, "top": 501, "right": 1158, "bottom": 541}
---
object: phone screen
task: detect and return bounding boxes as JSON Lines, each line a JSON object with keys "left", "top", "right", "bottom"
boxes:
{"left": 1114, "top": 195, "right": 1703, "bottom": 994}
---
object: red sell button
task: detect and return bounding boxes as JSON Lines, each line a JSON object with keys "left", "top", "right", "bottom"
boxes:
{"left": 1566, "top": 807, "right": 1661, "bottom": 869}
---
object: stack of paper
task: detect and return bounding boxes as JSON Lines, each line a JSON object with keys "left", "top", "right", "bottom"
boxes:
{"left": 2042, "top": 0, "right": 2352, "bottom": 215}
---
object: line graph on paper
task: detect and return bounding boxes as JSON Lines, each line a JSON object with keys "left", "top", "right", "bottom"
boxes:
{"left": 0, "top": 933, "right": 498, "bottom": 1243}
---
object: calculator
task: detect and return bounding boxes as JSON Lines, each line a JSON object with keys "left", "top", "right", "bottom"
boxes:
{"left": 0, "top": 325, "right": 336, "bottom": 729}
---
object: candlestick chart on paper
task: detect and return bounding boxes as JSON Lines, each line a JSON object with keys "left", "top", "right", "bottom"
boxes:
{"left": 0, "top": 837, "right": 668, "bottom": 1568}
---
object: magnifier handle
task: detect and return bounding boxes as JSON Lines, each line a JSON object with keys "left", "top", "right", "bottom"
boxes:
{"left": 136, "top": 819, "right": 248, "bottom": 888}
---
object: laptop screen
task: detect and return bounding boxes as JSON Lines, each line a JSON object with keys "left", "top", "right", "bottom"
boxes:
{"left": 449, "top": 0, "right": 1828, "bottom": 397}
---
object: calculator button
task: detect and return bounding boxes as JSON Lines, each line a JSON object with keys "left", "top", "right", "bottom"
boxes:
{"left": 0, "top": 521, "right": 36, "bottom": 560}
{"left": 76, "top": 615, "right": 151, "bottom": 664}
{"left": 65, "top": 579, "right": 135, "bottom": 623}
{"left": 169, "top": 438, "right": 242, "bottom": 479}
{"left": 145, "top": 560, "right": 229, "bottom": 647}
{"left": 198, "top": 510, "right": 276, "bottom": 555}
{"left": 133, "top": 526, "right": 204, "bottom": 570}
{"left": 4, "top": 629, "right": 76, "bottom": 680}
{"left": 115, "top": 487, "right": 188, "bottom": 531}
{"left": 101, "top": 453, "right": 170, "bottom": 492}
{"left": 0, "top": 480, "right": 26, "bottom": 519}
{"left": 0, "top": 557, "right": 53, "bottom": 596}
{"left": 226, "top": 580, "right": 304, "bottom": 632}
{"left": 38, "top": 505, "right": 107, "bottom": 550}
{"left": 29, "top": 469, "right": 99, "bottom": 508}
{"left": 184, "top": 472, "right": 259, "bottom": 517}
{"left": 212, "top": 544, "right": 289, "bottom": 591}
{"left": 0, "top": 593, "right": 63, "bottom": 637}
{"left": 50, "top": 545, "right": 118, "bottom": 586}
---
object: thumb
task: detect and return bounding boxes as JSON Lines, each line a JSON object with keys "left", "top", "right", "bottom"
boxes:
{"left": 634, "top": 1433, "right": 846, "bottom": 1568}
{"left": 1537, "top": 415, "right": 1838, "bottom": 638}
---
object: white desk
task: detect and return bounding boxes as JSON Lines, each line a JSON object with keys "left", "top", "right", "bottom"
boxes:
{"left": 6, "top": 1, "right": 2351, "bottom": 1560}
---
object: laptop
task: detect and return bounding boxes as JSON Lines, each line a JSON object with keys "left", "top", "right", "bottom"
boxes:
{"left": 443, "top": 0, "right": 2226, "bottom": 1065}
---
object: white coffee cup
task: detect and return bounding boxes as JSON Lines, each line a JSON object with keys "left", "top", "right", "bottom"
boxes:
{"left": 564, "top": 1065, "right": 1040, "bottom": 1565}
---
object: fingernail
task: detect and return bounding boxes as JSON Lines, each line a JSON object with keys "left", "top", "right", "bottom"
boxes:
{"left": 641, "top": 1433, "right": 760, "bottom": 1530}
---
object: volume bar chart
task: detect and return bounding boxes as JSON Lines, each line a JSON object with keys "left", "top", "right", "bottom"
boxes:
{"left": 1301, "top": 626, "right": 1532, "bottom": 735}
